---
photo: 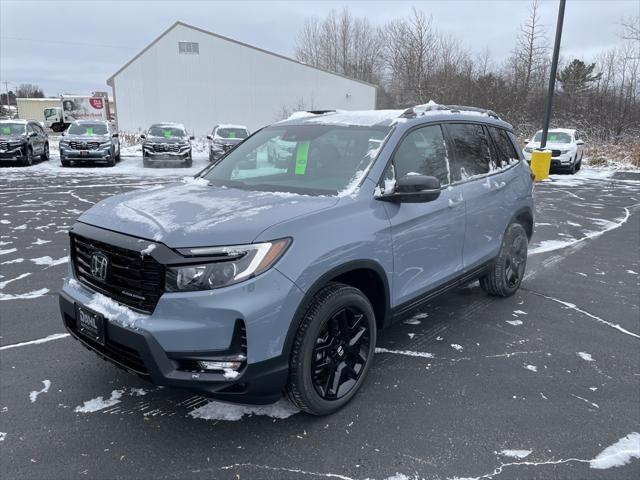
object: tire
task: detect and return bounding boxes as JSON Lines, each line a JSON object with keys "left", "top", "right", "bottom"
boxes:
{"left": 61, "top": 160, "right": 71, "bottom": 167}
{"left": 287, "top": 282, "right": 376, "bottom": 416}
{"left": 24, "top": 147, "right": 34, "bottom": 166}
{"left": 106, "top": 152, "right": 116, "bottom": 167}
{"left": 570, "top": 158, "right": 577, "bottom": 174}
{"left": 41, "top": 143, "right": 50, "bottom": 161}
{"left": 480, "top": 223, "right": 528, "bottom": 297}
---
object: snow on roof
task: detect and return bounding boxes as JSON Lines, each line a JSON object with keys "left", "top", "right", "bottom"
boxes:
{"left": 535, "top": 128, "right": 576, "bottom": 133}
{"left": 286, "top": 109, "right": 405, "bottom": 127}
{"left": 151, "top": 122, "right": 186, "bottom": 129}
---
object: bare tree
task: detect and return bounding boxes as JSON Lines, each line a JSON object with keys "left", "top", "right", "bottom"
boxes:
{"left": 15, "top": 83, "right": 45, "bottom": 98}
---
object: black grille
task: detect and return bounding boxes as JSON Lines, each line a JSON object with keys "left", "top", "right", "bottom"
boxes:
{"left": 153, "top": 143, "right": 181, "bottom": 153}
{"left": 71, "top": 233, "right": 165, "bottom": 313}
{"left": 64, "top": 314, "right": 149, "bottom": 375}
{"left": 69, "top": 141, "right": 100, "bottom": 150}
{"left": 551, "top": 149, "right": 562, "bottom": 157}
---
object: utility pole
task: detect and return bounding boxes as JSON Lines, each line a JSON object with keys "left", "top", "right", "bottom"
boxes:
{"left": 540, "top": 0, "right": 566, "bottom": 149}
{"left": 2, "top": 80, "right": 11, "bottom": 115}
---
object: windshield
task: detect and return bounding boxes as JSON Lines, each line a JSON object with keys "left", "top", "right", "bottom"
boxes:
{"left": 533, "top": 131, "right": 572, "bottom": 143}
{"left": 148, "top": 125, "right": 187, "bottom": 138}
{"left": 216, "top": 127, "right": 249, "bottom": 139}
{"left": 0, "top": 123, "right": 26, "bottom": 136}
{"left": 202, "top": 124, "right": 391, "bottom": 195}
{"left": 68, "top": 123, "right": 108, "bottom": 135}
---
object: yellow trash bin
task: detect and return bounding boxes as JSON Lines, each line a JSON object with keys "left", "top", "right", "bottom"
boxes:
{"left": 531, "top": 149, "right": 552, "bottom": 181}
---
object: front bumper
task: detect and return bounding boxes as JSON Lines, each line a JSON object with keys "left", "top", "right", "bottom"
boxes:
{"left": 524, "top": 151, "right": 574, "bottom": 170}
{"left": 59, "top": 225, "right": 304, "bottom": 403}
{"left": 0, "top": 146, "right": 25, "bottom": 161}
{"left": 61, "top": 147, "right": 112, "bottom": 162}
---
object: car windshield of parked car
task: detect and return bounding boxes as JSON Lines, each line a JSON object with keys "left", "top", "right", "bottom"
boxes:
{"left": 216, "top": 128, "right": 249, "bottom": 139}
{"left": 68, "top": 123, "right": 108, "bottom": 135}
{"left": 202, "top": 124, "right": 391, "bottom": 195}
{"left": 533, "top": 131, "right": 572, "bottom": 143}
{"left": 0, "top": 123, "right": 26, "bottom": 136}
{"left": 148, "top": 125, "right": 187, "bottom": 138}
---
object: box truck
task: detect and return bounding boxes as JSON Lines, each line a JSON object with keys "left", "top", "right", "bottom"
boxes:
{"left": 44, "top": 95, "right": 111, "bottom": 132}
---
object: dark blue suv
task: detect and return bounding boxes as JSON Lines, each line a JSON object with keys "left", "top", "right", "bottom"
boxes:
{"left": 60, "top": 104, "right": 534, "bottom": 415}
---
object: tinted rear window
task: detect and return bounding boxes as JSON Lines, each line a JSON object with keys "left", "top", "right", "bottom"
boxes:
{"left": 447, "top": 123, "right": 491, "bottom": 180}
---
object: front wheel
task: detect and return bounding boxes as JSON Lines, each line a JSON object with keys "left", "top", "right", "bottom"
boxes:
{"left": 480, "top": 223, "right": 528, "bottom": 297}
{"left": 287, "top": 283, "right": 376, "bottom": 416}
{"left": 24, "top": 148, "right": 34, "bottom": 166}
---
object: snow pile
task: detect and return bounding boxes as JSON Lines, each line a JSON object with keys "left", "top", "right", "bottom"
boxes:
{"left": 74, "top": 389, "right": 124, "bottom": 413}
{"left": 29, "top": 256, "right": 68, "bottom": 267}
{"left": 189, "top": 398, "right": 299, "bottom": 421}
{"left": 85, "top": 291, "right": 146, "bottom": 328}
{"left": 590, "top": 432, "right": 640, "bottom": 469}
{"left": 577, "top": 352, "right": 595, "bottom": 362}
{"left": 375, "top": 347, "right": 434, "bottom": 359}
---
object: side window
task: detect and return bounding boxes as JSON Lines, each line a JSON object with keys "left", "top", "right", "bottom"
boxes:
{"left": 488, "top": 126, "right": 519, "bottom": 167}
{"left": 388, "top": 124, "right": 450, "bottom": 187}
{"left": 447, "top": 123, "right": 491, "bottom": 181}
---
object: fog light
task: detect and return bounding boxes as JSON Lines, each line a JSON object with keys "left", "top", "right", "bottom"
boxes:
{"left": 197, "top": 360, "right": 243, "bottom": 371}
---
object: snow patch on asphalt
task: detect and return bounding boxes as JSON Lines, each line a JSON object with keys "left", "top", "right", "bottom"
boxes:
{"left": 189, "top": 398, "right": 299, "bottom": 421}
{"left": 498, "top": 449, "right": 532, "bottom": 459}
{"left": 451, "top": 344, "right": 464, "bottom": 352}
{"left": 524, "top": 365, "right": 538, "bottom": 372}
{"left": 29, "top": 380, "right": 51, "bottom": 403}
{"left": 0, "top": 288, "right": 49, "bottom": 301}
{"left": 506, "top": 320, "right": 523, "bottom": 326}
{"left": 0, "top": 273, "right": 31, "bottom": 289}
{"left": 0, "top": 432, "right": 5, "bottom": 442}
{"left": 590, "top": 432, "right": 640, "bottom": 469}
{"left": 0, "top": 333, "right": 70, "bottom": 351}
{"left": 577, "top": 352, "right": 595, "bottom": 362}
{"left": 375, "top": 347, "right": 434, "bottom": 358}
{"left": 74, "top": 390, "right": 124, "bottom": 413}
{"left": 30, "top": 256, "right": 68, "bottom": 267}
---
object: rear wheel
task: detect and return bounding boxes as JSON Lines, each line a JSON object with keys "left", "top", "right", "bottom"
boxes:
{"left": 287, "top": 283, "right": 376, "bottom": 416}
{"left": 480, "top": 223, "right": 528, "bottom": 297}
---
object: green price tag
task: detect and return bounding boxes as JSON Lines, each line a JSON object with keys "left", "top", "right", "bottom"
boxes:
{"left": 2, "top": 127, "right": 10, "bottom": 134}
{"left": 295, "top": 141, "right": 310, "bottom": 175}
{"left": 86, "top": 127, "right": 94, "bottom": 135}
{"left": 163, "top": 130, "right": 172, "bottom": 138}
{"left": 229, "top": 132, "right": 236, "bottom": 139}
{"left": 548, "top": 134, "right": 558, "bottom": 141}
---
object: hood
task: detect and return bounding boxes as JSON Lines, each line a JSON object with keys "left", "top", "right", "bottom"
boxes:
{"left": 0, "top": 135, "right": 26, "bottom": 142}
{"left": 526, "top": 141, "right": 574, "bottom": 150}
{"left": 78, "top": 181, "right": 339, "bottom": 247}
{"left": 215, "top": 137, "right": 243, "bottom": 145}
{"left": 145, "top": 136, "right": 190, "bottom": 144}
{"left": 64, "top": 134, "right": 110, "bottom": 142}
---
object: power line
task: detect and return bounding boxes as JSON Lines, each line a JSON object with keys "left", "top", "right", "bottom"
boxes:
{"left": 0, "top": 36, "right": 136, "bottom": 50}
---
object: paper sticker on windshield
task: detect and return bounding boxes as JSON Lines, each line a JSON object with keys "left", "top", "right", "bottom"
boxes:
{"left": 2, "top": 127, "right": 10, "bottom": 135}
{"left": 229, "top": 132, "right": 236, "bottom": 139}
{"left": 295, "top": 141, "right": 310, "bottom": 175}
{"left": 548, "top": 134, "right": 558, "bottom": 141}
{"left": 86, "top": 127, "right": 94, "bottom": 135}
{"left": 163, "top": 130, "right": 172, "bottom": 138}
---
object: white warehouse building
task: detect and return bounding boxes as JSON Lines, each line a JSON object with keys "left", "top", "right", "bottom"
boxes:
{"left": 107, "top": 21, "right": 377, "bottom": 136}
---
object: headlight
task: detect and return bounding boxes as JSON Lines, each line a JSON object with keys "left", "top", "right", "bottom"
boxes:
{"left": 560, "top": 148, "right": 570, "bottom": 154}
{"left": 99, "top": 141, "right": 112, "bottom": 148}
{"left": 166, "top": 238, "right": 291, "bottom": 292}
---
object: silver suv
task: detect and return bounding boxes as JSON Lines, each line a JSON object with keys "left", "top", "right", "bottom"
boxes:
{"left": 60, "top": 104, "right": 534, "bottom": 415}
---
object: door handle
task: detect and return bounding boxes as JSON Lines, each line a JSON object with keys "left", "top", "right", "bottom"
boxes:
{"left": 448, "top": 196, "right": 464, "bottom": 208}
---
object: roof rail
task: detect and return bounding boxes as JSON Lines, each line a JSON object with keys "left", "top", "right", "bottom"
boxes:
{"left": 401, "top": 102, "right": 501, "bottom": 120}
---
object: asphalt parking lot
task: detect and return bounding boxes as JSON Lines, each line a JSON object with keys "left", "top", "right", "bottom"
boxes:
{"left": 1, "top": 156, "right": 639, "bottom": 480}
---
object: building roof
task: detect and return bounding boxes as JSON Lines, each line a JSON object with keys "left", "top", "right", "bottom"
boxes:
{"left": 106, "top": 21, "right": 377, "bottom": 89}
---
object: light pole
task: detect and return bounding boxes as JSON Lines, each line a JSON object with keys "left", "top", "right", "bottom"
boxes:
{"left": 530, "top": 0, "right": 567, "bottom": 180}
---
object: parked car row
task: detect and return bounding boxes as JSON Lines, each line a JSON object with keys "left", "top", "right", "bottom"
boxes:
{"left": 0, "top": 119, "right": 50, "bottom": 165}
{"left": 523, "top": 128, "right": 585, "bottom": 174}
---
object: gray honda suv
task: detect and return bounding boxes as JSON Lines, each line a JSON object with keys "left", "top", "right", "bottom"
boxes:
{"left": 59, "top": 105, "right": 534, "bottom": 415}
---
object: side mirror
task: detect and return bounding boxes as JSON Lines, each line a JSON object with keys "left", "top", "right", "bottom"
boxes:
{"left": 576, "top": 139, "right": 584, "bottom": 145}
{"left": 61, "top": 132, "right": 66, "bottom": 136}
{"left": 378, "top": 175, "right": 441, "bottom": 203}
{"left": 190, "top": 135, "right": 195, "bottom": 140}
{"left": 140, "top": 134, "right": 146, "bottom": 139}
{"left": 112, "top": 133, "right": 119, "bottom": 138}
{"left": 206, "top": 135, "right": 213, "bottom": 140}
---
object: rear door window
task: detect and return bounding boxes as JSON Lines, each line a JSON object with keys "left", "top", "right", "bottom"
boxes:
{"left": 446, "top": 123, "right": 491, "bottom": 181}
{"left": 389, "top": 124, "right": 450, "bottom": 186}
{"left": 487, "top": 126, "right": 519, "bottom": 167}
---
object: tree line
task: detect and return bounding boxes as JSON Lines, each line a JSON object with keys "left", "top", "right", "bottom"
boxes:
{"left": 294, "top": 2, "right": 639, "bottom": 143}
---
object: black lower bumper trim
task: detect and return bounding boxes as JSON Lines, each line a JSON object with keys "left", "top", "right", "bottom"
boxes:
{"left": 59, "top": 291, "right": 288, "bottom": 404}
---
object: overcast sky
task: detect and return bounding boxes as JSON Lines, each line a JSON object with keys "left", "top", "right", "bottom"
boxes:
{"left": 1, "top": 0, "right": 637, "bottom": 96}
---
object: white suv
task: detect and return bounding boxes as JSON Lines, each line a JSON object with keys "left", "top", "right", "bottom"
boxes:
{"left": 523, "top": 128, "right": 584, "bottom": 174}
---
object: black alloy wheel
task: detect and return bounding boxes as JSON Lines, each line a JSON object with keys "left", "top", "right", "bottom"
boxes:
{"left": 312, "top": 306, "right": 371, "bottom": 400}
{"left": 504, "top": 234, "right": 527, "bottom": 288}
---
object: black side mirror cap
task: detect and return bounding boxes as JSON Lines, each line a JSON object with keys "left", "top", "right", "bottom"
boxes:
{"left": 112, "top": 133, "right": 119, "bottom": 138}
{"left": 206, "top": 135, "right": 213, "bottom": 140}
{"left": 378, "top": 175, "right": 441, "bottom": 203}
{"left": 140, "top": 134, "right": 146, "bottom": 139}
